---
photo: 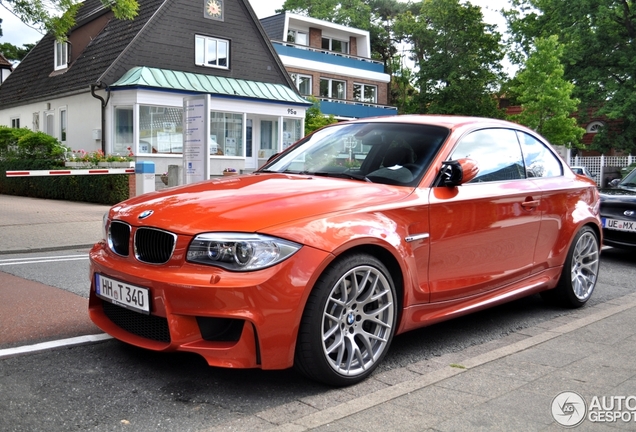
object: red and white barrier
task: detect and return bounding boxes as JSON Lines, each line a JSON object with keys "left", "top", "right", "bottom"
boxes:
{"left": 6, "top": 168, "right": 135, "bottom": 177}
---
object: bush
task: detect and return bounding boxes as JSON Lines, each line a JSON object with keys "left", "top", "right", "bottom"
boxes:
{"left": 621, "top": 163, "right": 636, "bottom": 178}
{"left": 0, "top": 126, "right": 67, "bottom": 161}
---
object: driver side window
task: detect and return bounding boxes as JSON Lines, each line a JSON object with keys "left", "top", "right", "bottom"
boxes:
{"left": 450, "top": 129, "right": 525, "bottom": 183}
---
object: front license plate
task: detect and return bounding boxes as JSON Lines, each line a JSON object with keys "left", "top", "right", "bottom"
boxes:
{"left": 602, "top": 217, "right": 636, "bottom": 232}
{"left": 95, "top": 273, "right": 150, "bottom": 315}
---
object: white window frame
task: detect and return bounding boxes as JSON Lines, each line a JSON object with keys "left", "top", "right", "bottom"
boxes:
{"left": 195, "top": 35, "right": 230, "bottom": 69}
{"left": 320, "top": 78, "right": 346, "bottom": 100}
{"left": 353, "top": 83, "right": 377, "bottom": 104}
{"left": 321, "top": 37, "right": 349, "bottom": 54}
{"left": 10, "top": 117, "right": 20, "bottom": 128}
{"left": 59, "top": 107, "right": 67, "bottom": 142}
{"left": 44, "top": 111, "right": 55, "bottom": 137}
{"left": 287, "top": 29, "right": 308, "bottom": 46}
{"left": 54, "top": 41, "right": 68, "bottom": 70}
{"left": 586, "top": 121, "right": 605, "bottom": 133}
{"left": 290, "top": 73, "right": 312, "bottom": 96}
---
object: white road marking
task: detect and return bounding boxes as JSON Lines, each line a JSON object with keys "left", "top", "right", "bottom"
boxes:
{"left": 0, "top": 254, "right": 88, "bottom": 266}
{"left": 0, "top": 334, "right": 113, "bottom": 359}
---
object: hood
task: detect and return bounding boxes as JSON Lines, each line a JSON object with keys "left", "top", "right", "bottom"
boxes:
{"left": 599, "top": 187, "right": 636, "bottom": 203}
{"left": 110, "top": 173, "right": 413, "bottom": 234}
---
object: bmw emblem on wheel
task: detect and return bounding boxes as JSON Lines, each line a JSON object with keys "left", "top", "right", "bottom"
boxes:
{"left": 138, "top": 210, "right": 154, "bottom": 220}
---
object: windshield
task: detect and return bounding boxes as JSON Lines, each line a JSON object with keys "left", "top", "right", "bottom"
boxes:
{"left": 259, "top": 122, "right": 449, "bottom": 187}
{"left": 619, "top": 167, "right": 636, "bottom": 189}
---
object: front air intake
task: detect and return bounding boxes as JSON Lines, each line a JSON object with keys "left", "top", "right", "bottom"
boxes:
{"left": 102, "top": 301, "right": 170, "bottom": 343}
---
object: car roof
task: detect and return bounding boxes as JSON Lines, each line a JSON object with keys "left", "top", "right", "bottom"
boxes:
{"left": 343, "top": 114, "right": 532, "bottom": 133}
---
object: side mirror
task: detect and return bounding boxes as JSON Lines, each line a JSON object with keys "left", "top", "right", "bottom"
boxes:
{"left": 440, "top": 158, "right": 479, "bottom": 187}
{"left": 609, "top": 178, "right": 621, "bottom": 188}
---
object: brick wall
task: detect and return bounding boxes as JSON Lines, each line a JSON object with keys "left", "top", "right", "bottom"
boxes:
{"left": 349, "top": 36, "right": 357, "bottom": 56}
{"left": 309, "top": 28, "right": 322, "bottom": 49}
{"left": 128, "top": 174, "right": 136, "bottom": 198}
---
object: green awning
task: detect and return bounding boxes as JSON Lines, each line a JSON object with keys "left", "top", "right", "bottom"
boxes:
{"left": 111, "top": 66, "right": 310, "bottom": 105}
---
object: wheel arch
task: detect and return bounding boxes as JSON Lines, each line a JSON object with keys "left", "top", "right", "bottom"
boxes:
{"left": 330, "top": 243, "right": 405, "bottom": 325}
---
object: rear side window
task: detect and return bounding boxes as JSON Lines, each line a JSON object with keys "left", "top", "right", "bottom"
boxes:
{"left": 450, "top": 128, "right": 525, "bottom": 183}
{"left": 516, "top": 132, "right": 562, "bottom": 178}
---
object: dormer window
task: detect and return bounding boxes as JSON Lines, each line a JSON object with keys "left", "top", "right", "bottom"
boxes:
{"left": 54, "top": 40, "right": 69, "bottom": 70}
{"left": 195, "top": 35, "right": 229, "bottom": 69}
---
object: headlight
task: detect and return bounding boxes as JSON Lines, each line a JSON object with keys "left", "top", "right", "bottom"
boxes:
{"left": 187, "top": 233, "right": 301, "bottom": 271}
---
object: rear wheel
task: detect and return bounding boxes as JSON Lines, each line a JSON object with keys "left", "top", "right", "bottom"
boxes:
{"left": 295, "top": 253, "right": 397, "bottom": 386}
{"left": 541, "top": 226, "right": 600, "bottom": 308}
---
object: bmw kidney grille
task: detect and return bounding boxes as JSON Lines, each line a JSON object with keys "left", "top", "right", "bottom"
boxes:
{"left": 134, "top": 227, "right": 177, "bottom": 264}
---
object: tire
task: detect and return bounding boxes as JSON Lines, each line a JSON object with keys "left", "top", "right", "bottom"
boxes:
{"left": 295, "top": 253, "right": 397, "bottom": 386}
{"left": 541, "top": 226, "right": 600, "bottom": 308}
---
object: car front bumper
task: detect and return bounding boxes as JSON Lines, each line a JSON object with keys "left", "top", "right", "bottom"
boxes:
{"left": 88, "top": 241, "right": 331, "bottom": 370}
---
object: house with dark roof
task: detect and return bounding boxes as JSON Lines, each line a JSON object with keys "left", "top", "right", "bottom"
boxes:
{"left": 0, "top": 0, "right": 310, "bottom": 175}
{"left": 0, "top": 53, "right": 13, "bottom": 87}
{"left": 260, "top": 13, "right": 396, "bottom": 120}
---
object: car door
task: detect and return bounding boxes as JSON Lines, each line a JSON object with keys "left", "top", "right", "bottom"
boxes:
{"left": 427, "top": 128, "right": 543, "bottom": 302}
{"left": 516, "top": 131, "right": 571, "bottom": 272}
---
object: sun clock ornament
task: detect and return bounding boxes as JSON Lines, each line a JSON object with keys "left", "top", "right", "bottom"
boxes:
{"left": 204, "top": 0, "right": 224, "bottom": 20}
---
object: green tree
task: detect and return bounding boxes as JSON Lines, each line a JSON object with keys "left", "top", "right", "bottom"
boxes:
{"left": 389, "top": 55, "right": 419, "bottom": 114}
{"left": 509, "top": 36, "right": 584, "bottom": 147}
{"left": 0, "top": 42, "right": 34, "bottom": 61}
{"left": 394, "top": 0, "right": 505, "bottom": 117}
{"left": 2, "top": 0, "right": 138, "bottom": 40}
{"left": 304, "top": 96, "right": 337, "bottom": 135}
{"left": 505, "top": 0, "right": 636, "bottom": 153}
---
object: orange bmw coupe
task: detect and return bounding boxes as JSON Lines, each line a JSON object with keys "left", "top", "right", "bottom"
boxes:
{"left": 89, "top": 115, "right": 601, "bottom": 386}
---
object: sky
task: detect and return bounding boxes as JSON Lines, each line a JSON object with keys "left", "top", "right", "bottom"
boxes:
{"left": 1, "top": 0, "right": 510, "bottom": 47}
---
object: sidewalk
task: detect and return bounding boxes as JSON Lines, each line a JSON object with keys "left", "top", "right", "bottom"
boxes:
{"left": 1, "top": 194, "right": 636, "bottom": 430}
{"left": 0, "top": 194, "right": 109, "bottom": 349}
{"left": 0, "top": 194, "right": 110, "bottom": 253}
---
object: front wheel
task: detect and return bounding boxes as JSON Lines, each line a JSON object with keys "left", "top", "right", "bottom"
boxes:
{"left": 541, "top": 226, "right": 600, "bottom": 308}
{"left": 295, "top": 254, "right": 397, "bottom": 386}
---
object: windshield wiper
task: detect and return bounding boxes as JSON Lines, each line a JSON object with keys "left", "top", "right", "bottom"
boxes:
{"left": 286, "top": 170, "right": 371, "bottom": 182}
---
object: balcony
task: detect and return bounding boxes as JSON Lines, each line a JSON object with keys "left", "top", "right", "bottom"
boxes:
{"left": 272, "top": 41, "right": 388, "bottom": 78}
{"left": 318, "top": 98, "right": 397, "bottom": 119}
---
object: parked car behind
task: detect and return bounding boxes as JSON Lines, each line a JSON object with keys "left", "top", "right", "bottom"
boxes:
{"left": 571, "top": 165, "right": 595, "bottom": 180}
{"left": 600, "top": 167, "right": 636, "bottom": 250}
{"left": 89, "top": 115, "right": 602, "bottom": 386}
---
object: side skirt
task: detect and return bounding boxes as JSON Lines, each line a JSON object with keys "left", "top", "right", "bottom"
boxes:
{"left": 397, "top": 267, "right": 562, "bottom": 335}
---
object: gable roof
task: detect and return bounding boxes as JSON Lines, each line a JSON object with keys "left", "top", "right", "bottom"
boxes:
{"left": 0, "top": 53, "right": 13, "bottom": 70}
{"left": 112, "top": 66, "right": 309, "bottom": 105}
{"left": 0, "top": 0, "right": 298, "bottom": 109}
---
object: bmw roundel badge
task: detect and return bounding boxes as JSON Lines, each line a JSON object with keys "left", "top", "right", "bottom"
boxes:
{"left": 138, "top": 210, "right": 154, "bottom": 220}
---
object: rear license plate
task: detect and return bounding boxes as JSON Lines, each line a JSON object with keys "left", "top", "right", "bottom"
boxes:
{"left": 95, "top": 274, "right": 150, "bottom": 314}
{"left": 602, "top": 217, "right": 636, "bottom": 232}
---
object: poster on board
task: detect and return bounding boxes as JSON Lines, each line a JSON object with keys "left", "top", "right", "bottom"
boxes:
{"left": 183, "top": 96, "right": 210, "bottom": 184}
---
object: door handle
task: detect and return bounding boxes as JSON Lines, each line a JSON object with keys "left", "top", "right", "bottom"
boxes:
{"left": 521, "top": 199, "right": 540, "bottom": 210}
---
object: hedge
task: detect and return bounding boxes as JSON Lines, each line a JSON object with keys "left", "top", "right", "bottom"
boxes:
{"left": 0, "top": 127, "right": 129, "bottom": 205}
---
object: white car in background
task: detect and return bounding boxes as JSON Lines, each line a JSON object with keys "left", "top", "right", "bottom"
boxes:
{"left": 571, "top": 166, "right": 596, "bottom": 180}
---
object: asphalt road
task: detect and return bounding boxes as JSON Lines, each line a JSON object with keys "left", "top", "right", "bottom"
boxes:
{"left": 0, "top": 246, "right": 634, "bottom": 431}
